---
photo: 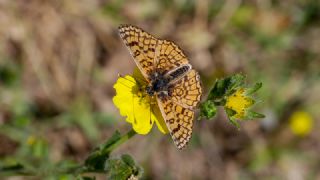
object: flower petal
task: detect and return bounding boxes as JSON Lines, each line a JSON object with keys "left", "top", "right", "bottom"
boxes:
{"left": 153, "top": 106, "right": 169, "bottom": 134}
{"left": 129, "top": 95, "right": 153, "bottom": 135}
{"left": 113, "top": 75, "right": 167, "bottom": 135}
{"left": 225, "top": 88, "right": 254, "bottom": 119}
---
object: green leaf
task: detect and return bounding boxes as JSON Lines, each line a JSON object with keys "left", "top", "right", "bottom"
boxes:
{"left": 121, "top": 154, "right": 135, "bottom": 167}
{"left": 225, "top": 107, "right": 237, "bottom": 117}
{"left": 199, "top": 100, "right": 217, "bottom": 119}
{"left": 105, "top": 154, "right": 142, "bottom": 180}
{"left": 84, "top": 131, "right": 122, "bottom": 171}
{"left": 0, "top": 61, "right": 21, "bottom": 86}
{"left": 84, "top": 150, "right": 109, "bottom": 171}
{"left": 69, "top": 97, "right": 99, "bottom": 140}
{"left": 246, "top": 82, "right": 262, "bottom": 95}
{"left": 225, "top": 108, "right": 241, "bottom": 129}
{"left": 229, "top": 117, "right": 241, "bottom": 129}
{"left": 207, "top": 74, "right": 245, "bottom": 101}
{"left": 246, "top": 111, "right": 265, "bottom": 119}
{"left": 32, "top": 139, "right": 49, "bottom": 158}
{"left": 226, "top": 74, "right": 246, "bottom": 94}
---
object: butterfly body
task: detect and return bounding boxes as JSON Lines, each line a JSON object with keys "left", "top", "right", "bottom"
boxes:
{"left": 146, "top": 71, "right": 169, "bottom": 96}
{"left": 146, "top": 64, "right": 191, "bottom": 98}
{"left": 118, "top": 24, "right": 202, "bottom": 149}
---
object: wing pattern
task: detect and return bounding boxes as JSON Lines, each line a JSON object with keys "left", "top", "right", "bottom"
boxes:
{"left": 155, "top": 40, "right": 189, "bottom": 74}
{"left": 157, "top": 70, "right": 202, "bottom": 149}
{"left": 118, "top": 25, "right": 158, "bottom": 80}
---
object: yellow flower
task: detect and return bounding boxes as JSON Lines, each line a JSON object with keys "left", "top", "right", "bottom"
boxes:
{"left": 113, "top": 75, "right": 168, "bottom": 135}
{"left": 289, "top": 111, "right": 313, "bottom": 137}
{"left": 225, "top": 88, "right": 254, "bottom": 119}
{"left": 27, "top": 135, "right": 36, "bottom": 146}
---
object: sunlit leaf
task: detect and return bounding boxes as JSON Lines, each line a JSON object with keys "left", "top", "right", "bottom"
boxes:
{"left": 246, "top": 111, "right": 266, "bottom": 119}
{"left": 207, "top": 74, "right": 245, "bottom": 101}
{"left": 229, "top": 117, "right": 241, "bottom": 129}
{"left": 246, "top": 82, "right": 262, "bottom": 95}
{"left": 199, "top": 100, "right": 217, "bottom": 119}
{"left": 225, "top": 107, "right": 237, "bottom": 117}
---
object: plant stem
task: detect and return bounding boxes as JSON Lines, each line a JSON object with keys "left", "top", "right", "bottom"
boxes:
{"left": 105, "top": 128, "right": 137, "bottom": 153}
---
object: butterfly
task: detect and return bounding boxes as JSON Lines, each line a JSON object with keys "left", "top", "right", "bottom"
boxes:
{"left": 118, "top": 24, "right": 202, "bottom": 149}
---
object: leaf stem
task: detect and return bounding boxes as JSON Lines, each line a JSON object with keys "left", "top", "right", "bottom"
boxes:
{"left": 105, "top": 129, "right": 137, "bottom": 153}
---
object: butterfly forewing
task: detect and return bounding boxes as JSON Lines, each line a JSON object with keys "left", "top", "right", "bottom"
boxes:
{"left": 156, "top": 40, "right": 189, "bottom": 74}
{"left": 118, "top": 25, "right": 158, "bottom": 80}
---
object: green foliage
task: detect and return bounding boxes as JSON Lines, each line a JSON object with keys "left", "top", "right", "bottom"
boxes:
{"left": 0, "top": 163, "right": 24, "bottom": 172}
{"left": 199, "top": 100, "right": 216, "bottom": 120}
{"left": 201, "top": 73, "right": 246, "bottom": 119}
{"left": 0, "top": 129, "right": 139, "bottom": 179}
{"left": 207, "top": 73, "right": 245, "bottom": 101}
{"left": 200, "top": 73, "right": 264, "bottom": 128}
{"left": 105, "top": 154, "right": 142, "bottom": 180}
{"left": 101, "top": 0, "right": 125, "bottom": 19}
{"left": 0, "top": 61, "right": 20, "bottom": 87}
{"left": 68, "top": 97, "right": 99, "bottom": 141}
{"left": 246, "top": 111, "right": 265, "bottom": 119}
{"left": 245, "top": 82, "right": 262, "bottom": 95}
{"left": 81, "top": 130, "right": 140, "bottom": 179}
{"left": 224, "top": 108, "right": 240, "bottom": 129}
{"left": 84, "top": 131, "right": 122, "bottom": 171}
{"left": 231, "top": 5, "right": 255, "bottom": 29}
{"left": 301, "top": 0, "right": 320, "bottom": 26}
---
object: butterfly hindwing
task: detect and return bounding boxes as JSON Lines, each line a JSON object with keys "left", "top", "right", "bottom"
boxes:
{"left": 157, "top": 70, "right": 202, "bottom": 149}
{"left": 156, "top": 98, "right": 194, "bottom": 149}
{"left": 170, "top": 69, "right": 202, "bottom": 108}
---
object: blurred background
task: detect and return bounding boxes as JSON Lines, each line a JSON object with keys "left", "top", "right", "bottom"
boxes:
{"left": 0, "top": 0, "right": 320, "bottom": 179}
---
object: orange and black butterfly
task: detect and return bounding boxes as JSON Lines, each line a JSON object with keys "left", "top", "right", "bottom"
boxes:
{"left": 118, "top": 25, "right": 202, "bottom": 149}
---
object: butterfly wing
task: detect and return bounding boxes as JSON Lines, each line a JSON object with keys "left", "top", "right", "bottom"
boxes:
{"left": 154, "top": 36, "right": 202, "bottom": 149}
{"left": 119, "top": 25, "right": 190, "bottom": 77}
{"left": 157, "top": 69, "right": 202, "bottom": 149}
{"left": 170, "top": 70, "right": 202, "bottom": 108}
{"left": 155, "top": 40, "right": 189, "bottom": 74}
{"left": 118, "top": 24, "right": 158, "bottom": 80}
